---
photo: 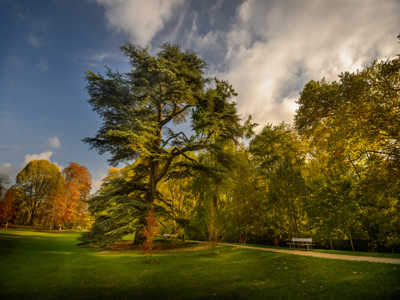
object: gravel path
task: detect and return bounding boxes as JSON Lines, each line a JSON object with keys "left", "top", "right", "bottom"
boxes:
{"left": 189, "top": 241, "right": 400, "bottom": 265}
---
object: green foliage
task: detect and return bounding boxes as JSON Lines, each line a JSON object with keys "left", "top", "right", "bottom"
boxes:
{"left": 220, "top": 147, "right": 265, "bottom": 243}
{"left": 248, "top": 123, "right": 308, "bottom": 241}
{"left": 15, "top": 160, "right": 63, "bottom": 225}
{"left": 81, "top": 42, "right": 252, "bottom": 246}
{"left": 295, "top": 56, "right": 400, "bottom": 250}
{"left": 79, "top": 42, "right": 400, "bottom": 251}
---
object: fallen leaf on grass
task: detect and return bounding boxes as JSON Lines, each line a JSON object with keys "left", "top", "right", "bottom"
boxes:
{"left": 353, "top": 272, "right": 358, "bottom": 274}
{"left": 214, "top": 293, "right": 217, "bottom": 296}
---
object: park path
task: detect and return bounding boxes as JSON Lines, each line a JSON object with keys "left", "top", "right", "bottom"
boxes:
{"left": 188, "top": 240, "right": 400, "bottom": 265}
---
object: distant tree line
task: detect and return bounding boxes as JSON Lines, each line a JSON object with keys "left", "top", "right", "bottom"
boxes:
{"left": 0, "top": 160, "right": 92, "bottom": 230}
{"left": 79, "top": 40, "right": 400, "bottom": 253}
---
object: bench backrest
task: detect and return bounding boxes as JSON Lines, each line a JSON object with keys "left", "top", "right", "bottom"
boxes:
{"left": 292, "top": 238, "right": 312, "bottom": 243}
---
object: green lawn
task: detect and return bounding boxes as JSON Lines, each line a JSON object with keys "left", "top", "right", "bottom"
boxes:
{"left": 0, "top": 229, "right": 399, "bottom": 300}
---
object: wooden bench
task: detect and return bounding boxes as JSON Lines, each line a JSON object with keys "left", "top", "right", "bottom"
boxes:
{"left": 288, "top": 238, "right": 314, "bottom": 251}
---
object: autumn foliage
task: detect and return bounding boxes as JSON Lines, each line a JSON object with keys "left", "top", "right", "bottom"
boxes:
{"left": 43, "top": 162, "right": 92, "bottom": 230}
{"left": 0, "top": 190, "right": 17, "bottom": 229}
{"left": 140, "top": 204, "right": 160, "bottom": 257}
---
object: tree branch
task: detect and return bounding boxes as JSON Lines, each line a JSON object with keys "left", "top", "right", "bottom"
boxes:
{"left": 160, "top": 105, "right": 193, "bottom": 127}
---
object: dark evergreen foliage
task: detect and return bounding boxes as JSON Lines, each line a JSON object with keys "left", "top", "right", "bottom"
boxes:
{"left": 79, "top": 42, "right": 253, "bottom": 246}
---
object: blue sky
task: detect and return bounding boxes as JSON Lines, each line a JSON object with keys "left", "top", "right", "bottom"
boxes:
{"left": 1, "top": 0, "right": 399, "bottom": 192}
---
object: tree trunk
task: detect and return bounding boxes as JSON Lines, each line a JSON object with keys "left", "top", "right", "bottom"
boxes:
{"left": 328, "top": 232, "right": 334, "bottom": 250}
{"left": 349, "top": 227, "right": 355, "bottom": 252}
{"left": 212, "top": 194, "right": 218, "bottom": 211}
{"left": 5, "top": 221, "right": 8, "bottom": 229}
{"left": 172, "top": 180, "right": 175, "bottom": 232}
{"left": 134, "top": 159, "right": 160, "bottom": 245}
{"left": 133, "top": 226, "right": 146, "bottom": 245}
{"left": 238, "top": 220, "right": 242, "bottom": 243}
{"left": 147, "top": 160, "right": 159, "bottom": 203}
{"left": 29, "top": 210, "right": 35, "bottom": 226}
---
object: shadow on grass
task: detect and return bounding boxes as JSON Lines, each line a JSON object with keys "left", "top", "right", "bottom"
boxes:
{"left": 3, "top": 246, "right": 398, "bottom": 300}
{"left": 1, "top": 230, "right": 399, "bottom": 300}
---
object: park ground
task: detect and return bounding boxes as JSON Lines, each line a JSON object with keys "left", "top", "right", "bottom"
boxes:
{"left": 0, "top": 227, "right": 399, "bottom": 300}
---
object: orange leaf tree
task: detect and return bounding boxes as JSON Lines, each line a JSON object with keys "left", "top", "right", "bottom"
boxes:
{"left": 45, "top": 185, "right": 67, "bottom": 230}
{"left": 45, "top": 162, "right": 92, "bottom": 230}
{"left": 0, "top": 189, "right": 17, "bottom": 229}
{"left": 141, "top": 204, "right": 160, "bottom": 257}
{"left": 62, "top": 162, "right": 92, "bottom": 229}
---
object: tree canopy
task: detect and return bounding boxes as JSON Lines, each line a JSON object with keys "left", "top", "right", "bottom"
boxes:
{"left": 15, "top": 160, "right": 63, "bottom": 225}
{"left": 79, "top": 42, "right": 254, "bottom": 246}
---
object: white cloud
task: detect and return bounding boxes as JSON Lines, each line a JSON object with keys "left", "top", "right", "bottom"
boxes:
{"left": 0, "top": 163, "right": 19, "bottom": 180}
{"left": 37, "top": 57, "right": 48, "bottom": 73}
{"left": 184, "top": 13, "right": 224, "bottom": 53}
{"left": 53, "top": 162, "right": 64, "bottom": 172}
{"left": 92, "top": 53, "right": 113, "bottom": 61}
{"left": 28, "top": 35, "right": 41, "bottom": 47}
{"left": 209, "top": 0, "right": 225, "bottom": 25}
{"left": 214, "top": 0, "right": 400, "bottom": 129}
{"left": 46, "top": 136, "right": 61, "bottom": 149}
{"left": 92, "top": 171, "right": 107, "bottom": 193}
{"left": 20, "top": 151, "right": 53, "bottom": 169}
{"left": 96, "top": 0, "right": 185, "bottom": 45}
{"left": 17, "top": 6, "right": 30, "bottom": 20}
{"left": 1, "top": 151, "right": 65, "bottom": 183}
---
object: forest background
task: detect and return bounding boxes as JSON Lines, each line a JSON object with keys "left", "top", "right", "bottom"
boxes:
{"left": 1, "top": 36, "right": 400, "bottom": 253}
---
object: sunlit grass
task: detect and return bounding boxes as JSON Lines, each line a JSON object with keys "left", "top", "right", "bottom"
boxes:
{"left": 0, "top": 229, "right": 399, "bottom": 299}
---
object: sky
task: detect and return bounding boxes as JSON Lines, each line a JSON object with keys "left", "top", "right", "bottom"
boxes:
{"left": 1, "top": 0, "right": 399, "bottom": 193}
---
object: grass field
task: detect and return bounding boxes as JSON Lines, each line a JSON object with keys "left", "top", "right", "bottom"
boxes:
{"left": 0, "top": 228, "right": 399, "bottom": 300}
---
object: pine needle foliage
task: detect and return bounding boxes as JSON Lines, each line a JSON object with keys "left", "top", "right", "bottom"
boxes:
{"left": 79, "top": 42, "right": 254, "bottom": 246}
